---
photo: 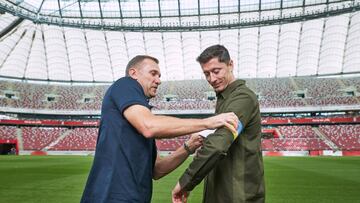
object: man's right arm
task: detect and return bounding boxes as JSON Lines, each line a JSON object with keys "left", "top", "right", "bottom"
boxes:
{"left": 123, "top": 104, "right": 238, "bottom": 139}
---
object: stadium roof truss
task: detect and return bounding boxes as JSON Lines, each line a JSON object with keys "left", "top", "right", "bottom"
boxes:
{"left": 1, "top": 0, "right": 360, "bottom": 31}
{"left": 0, "top": 0, "right": 359, "bottom": 82}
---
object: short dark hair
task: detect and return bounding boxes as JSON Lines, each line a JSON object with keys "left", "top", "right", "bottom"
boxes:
{"left": 196, "top": 45, "right": 231, "bottom": 65}
{"left": 125, "top": 55, "right": 159, "bottom": 76}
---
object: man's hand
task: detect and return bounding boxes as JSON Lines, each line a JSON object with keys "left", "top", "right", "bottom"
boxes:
{"left": 186, "top": 134, "right": 204, "bottom": 153}
{"left": 205, "top": 112, "right": 239, "bottom": 131}
{"left": 172, "top": 182, "right": 189, "bottom": 203}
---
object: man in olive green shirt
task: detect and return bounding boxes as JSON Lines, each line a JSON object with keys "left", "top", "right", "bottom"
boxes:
{"left": 172, "top": 45, "right": 265, "bottom": 203}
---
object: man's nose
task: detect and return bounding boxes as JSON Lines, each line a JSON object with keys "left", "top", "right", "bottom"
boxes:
{"left": 209, "top": 73, "right": 217, "bottom": 83}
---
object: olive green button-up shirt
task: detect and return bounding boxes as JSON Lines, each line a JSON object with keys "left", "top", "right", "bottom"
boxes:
{"left": 179, "top": 79, "right": 265, "bottom": 203}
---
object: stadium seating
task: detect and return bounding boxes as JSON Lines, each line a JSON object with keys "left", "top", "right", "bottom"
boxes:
{"left": 22, "top": 127, "right": 65, "bottom": 150}
{"left": 155, "top": 135, "right": 190, "bottom": 151}
{"left": 0, "top": 126, "right": 17, "bottom": 140}
{"left": 0, "top": 76, "right": 359, "bottom": 111}
{"left": 319, "top": 125, "right": 360, "bottom": 150}
{"left": 278, "top": 126, "right": 318, "bottom": 138}
{"left": 2, "top": 123, "right": 359, "bottom": 151}
{"left": 49, "top": 128, "right": 98, "bottom": 151}
{"left": 262, "top": 125, "right": 332, "bottom": 151}
{"left": 261, "top": 138, "right": 330, "bottom": 151}
{"left": 0, "top": 76, "right": 359, "bottom": 152}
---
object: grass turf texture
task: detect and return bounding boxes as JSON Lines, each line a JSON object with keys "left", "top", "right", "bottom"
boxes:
{"left": 0, "top": 156, "right": 359, "bottom": 203}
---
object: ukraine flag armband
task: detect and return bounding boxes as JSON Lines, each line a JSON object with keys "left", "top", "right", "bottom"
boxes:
{"left": 232, "top": 121, "right": 243, "bottom": 140}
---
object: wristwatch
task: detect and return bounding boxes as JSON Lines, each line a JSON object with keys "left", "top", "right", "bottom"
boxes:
{"left": 183, "top": 141, "right": 194, "bottom": 155}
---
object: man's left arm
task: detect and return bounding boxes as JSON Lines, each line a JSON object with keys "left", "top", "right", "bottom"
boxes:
{"left": 153, "top": 134, "right": 203, "bottom": 180}
{"left": 172, "top": 91, "right": 256, "bottom": 201}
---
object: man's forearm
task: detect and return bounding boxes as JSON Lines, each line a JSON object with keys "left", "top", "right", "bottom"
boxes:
{"left": 146, "top": 115, "right": 209, "bottom": 138}
{"left": 179, "top": 129, "right": 234, "bottom": 191}
{"left": 124, "top": 105, "right": 238, "bottom": 139}
{"left": 153, "top": 145, "right": 190, "bottom": 180}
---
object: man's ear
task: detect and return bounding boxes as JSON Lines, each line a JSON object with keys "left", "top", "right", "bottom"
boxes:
{"left": 128, "top": 67, "right": 137, "bottom": 79}
{"left": 229, "top": 60, "right": 234, "bottom": 72}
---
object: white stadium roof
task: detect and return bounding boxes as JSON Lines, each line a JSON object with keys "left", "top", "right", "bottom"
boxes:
{"left": 0, "top": 0, "right": 360, "bottom": 82}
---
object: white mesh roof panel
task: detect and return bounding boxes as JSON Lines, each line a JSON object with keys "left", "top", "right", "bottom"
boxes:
{"left": 318, "top": 15, "right": 348, "bottom": 75}
{"left": 182, "top": 32, "right": 202, "bottom": 80}
{"left": 258, "top": 25, "right": 278, "bottom": 78}
{"left": 297, "top": 19, "right": 323, "bottom": 76}
{"left": 277, "top": 23, "right": 300, "bottom": 77}
{"left": 1, "top": 8, "right": 360, "bottom": 82}
{"left": 163, "top": 32, "right": 184, "bottom": 81}
{"left": 106, "top": 32, "right": 129, "bottom": 79}
{"left": 238, "top": 28, "right": 258, "bottom": 78}
{"left": 0, "top": 13, "right": 17, "bottom": 30}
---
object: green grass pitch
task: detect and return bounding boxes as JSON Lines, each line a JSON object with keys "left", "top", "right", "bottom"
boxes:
{"left": 0, "top": 156, "right": 359, "bottom": 203}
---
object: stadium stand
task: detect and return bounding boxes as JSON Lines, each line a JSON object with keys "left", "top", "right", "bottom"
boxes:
{"left": 0, "top": 126, "right": 17, "bottom": 140}
{"left": 49, "top": 128, "right": 98, "bottom": 151}
{"left": 319, "top": 125, "right": 360, "bottom": 150}
{"left": 278, "top": 126, "right": 318, "bottom": 138}
{"left": 22, "top": 127, "right": 65, "bottom": 150}
{"left": 261, "top": 138, "right": 330, "bottom": 151}
{"left": 0, "top": 76, "right": 359, "bottom": 111}
{"left": 0, "top": 77, "right": 359, "bottom": 153}
{"left": 2, "top": 123, "right": 359, "bottom": 152}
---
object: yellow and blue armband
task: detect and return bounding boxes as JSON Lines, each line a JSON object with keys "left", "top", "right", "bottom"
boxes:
{"left": 231, "top": 121, "right": 243, "bottom": 140}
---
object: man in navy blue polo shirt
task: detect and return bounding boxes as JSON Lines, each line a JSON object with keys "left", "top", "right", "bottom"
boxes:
{"left": 80, "top": 55, "right": 238, "bottom": 203}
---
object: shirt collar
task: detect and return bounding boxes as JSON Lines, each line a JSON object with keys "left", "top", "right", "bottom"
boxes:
{"left": 217, "top": 79, "right": 245, "bottom": 99}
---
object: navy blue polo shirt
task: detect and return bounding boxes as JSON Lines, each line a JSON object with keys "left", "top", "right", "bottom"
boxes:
{"left": 81, "top": 77, "right": 157, "bottom": 203}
